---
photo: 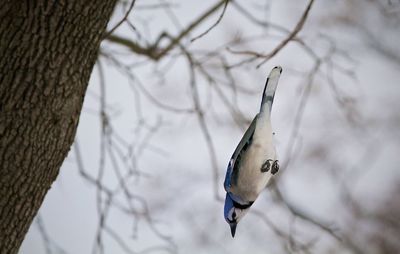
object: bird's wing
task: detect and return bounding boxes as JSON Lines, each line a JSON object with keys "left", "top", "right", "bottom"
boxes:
{"left": 224, "top": 115, "right": 257, "bottom": 191}
{"left": 260, "top": 66, "right": 282, "bottom": 113}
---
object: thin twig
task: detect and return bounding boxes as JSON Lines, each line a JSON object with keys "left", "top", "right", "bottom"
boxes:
{"left": 191, "top": 0, "right": 229, "bottom": 42}
{"left": 256, "top": 0, "right": 315, "bottom": 68}
{"left": 106, "top": 0, "right": 227, "bottom": 60}
{"left": 104, "top": 0, "right": 136, "bottom": 38}
{"left": 181, "top": 46, "right": 222, "bottom": 201}
{"left": 36, "top": 214, "right": 68, "bottom": 254}
{"left": 226, "top": 0, "right": 316, "bottom": 69}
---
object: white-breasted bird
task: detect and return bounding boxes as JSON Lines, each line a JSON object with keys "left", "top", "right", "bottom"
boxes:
{"left": 223, "top": 66, "right": 282, "bottom": 237}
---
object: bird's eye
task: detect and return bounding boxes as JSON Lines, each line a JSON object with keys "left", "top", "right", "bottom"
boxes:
{"left": 232, "top": 211, "right": 236, "bottom": 219}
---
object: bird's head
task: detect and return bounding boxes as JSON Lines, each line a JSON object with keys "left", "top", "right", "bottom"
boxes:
{"left": 224, "top": 193, "right": 252, "bottom": 237}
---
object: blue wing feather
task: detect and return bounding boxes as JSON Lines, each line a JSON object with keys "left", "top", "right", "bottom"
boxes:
{"left": 224, "top": 159, "right": 234, "bottom": 191}
{"left": 223, "top": 116, "right": 257, "bottom": 191}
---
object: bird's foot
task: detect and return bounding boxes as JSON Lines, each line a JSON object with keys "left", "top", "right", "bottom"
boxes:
{"left": 271, "top": 160, "right": 279, "bottom": 175}
{"left": 261, "top": 159, "right": 273, "bottom": 173}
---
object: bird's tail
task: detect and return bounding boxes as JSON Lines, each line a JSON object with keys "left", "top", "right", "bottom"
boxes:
{"left": 260, "top": 66, "right": 282, "bottom": 113}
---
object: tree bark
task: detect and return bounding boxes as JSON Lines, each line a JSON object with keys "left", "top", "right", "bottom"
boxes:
{"left": 0, "top": 1, "right": 117, "bottom": 253}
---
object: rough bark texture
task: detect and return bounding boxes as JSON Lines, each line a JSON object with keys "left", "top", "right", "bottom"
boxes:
{"left": 0, "top": 1, "right": 117, "bottom": 253}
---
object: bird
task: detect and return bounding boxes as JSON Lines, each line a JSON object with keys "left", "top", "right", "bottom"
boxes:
{"left": 223, "top": 66, "right": 282, "bottom": 237}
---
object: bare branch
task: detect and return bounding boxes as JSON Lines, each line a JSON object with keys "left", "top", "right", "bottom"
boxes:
{"left": 191, "top": 0, "right": 229, "bottom": 42}
{"left": 105, "top": 0, "right": 227, "bottom": 60}
{"left": 183, "top": 48, "right": 223, "bottom": 201}
{"left": 105, "top": 0, "right": 137, "bottom": 37}
{"left": 36, "top": 214, "right": 68, "bottom": 254}
{"left": 227, "top": 0, "right": 316, "bottom": 68}
{"left": 256, "top": 0, "right": 315, "bottom": 67}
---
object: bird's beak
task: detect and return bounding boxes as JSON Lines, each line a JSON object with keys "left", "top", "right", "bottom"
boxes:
{"left": 230, "top": 223, "right": 237, "bottom": 238}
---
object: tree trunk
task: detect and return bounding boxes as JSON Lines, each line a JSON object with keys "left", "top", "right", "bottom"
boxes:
{"left": 0, "top": 1, "right": 117, "bottom": 253}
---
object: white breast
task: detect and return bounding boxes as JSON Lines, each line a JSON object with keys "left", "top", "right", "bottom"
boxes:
{"left": 231, "top": 114, "right": 276, "bottom": 201}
